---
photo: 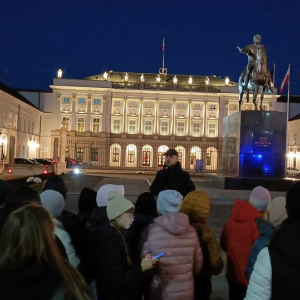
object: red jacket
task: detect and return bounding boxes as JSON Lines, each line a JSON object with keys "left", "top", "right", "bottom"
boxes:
{"left": 220, "top": 199, "right": 262, "bottom": 286}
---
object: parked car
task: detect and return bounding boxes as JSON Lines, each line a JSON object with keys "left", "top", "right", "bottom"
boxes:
{"left": 287, "top": 167, "right": 300, "bottom": 176}
{"left": 34, "top": 158, "right": 54, "bottom": 165}
{"left": 14, "top": 158, "right": 36, "bottom": 165}
{"left": 29, "top": 159, "right": 41, "bottom": 165}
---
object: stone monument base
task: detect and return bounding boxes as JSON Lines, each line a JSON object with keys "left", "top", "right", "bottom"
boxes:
{"left": 204, "top": 173, "right": 296, "bottom": 191}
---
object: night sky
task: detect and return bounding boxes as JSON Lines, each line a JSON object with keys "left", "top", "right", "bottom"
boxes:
{"left": 1, "top": 0, "right": 299, "bottom": 94}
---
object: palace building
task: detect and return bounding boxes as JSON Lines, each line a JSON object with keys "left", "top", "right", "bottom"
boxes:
{"left": 38, "top": 70, "right": 282, "bottom": 172}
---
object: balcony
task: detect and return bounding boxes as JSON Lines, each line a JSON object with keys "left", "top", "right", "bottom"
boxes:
{"left": 112, "top": 82, "right": 221, "bottom": 93}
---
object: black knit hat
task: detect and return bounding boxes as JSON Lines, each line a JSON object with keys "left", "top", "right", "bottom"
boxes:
{"left": 286, "top": 181, "right": 300, "bottom": 220}
{"left": 135, "top": 192, "right": 158, "bottom": 219}
{"left": 78, "top": 187, "right": 97, "bottom": 213}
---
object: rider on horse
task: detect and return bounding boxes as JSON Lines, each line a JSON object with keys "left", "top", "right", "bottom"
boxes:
{"left": 237, "top": 34, "right": 273, "bottom": 94}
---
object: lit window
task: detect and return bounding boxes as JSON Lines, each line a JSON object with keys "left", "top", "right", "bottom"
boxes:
{"left": 63, "top": 97, "right": 70, "bottom": 104}
{"left": 194, "top": 103, "right": 201, "bottom": 110}
{"left": 41, "top": 147, "right": 48, "bottom": 158}
{"left": 28, "top": 120, "right": 31, "bottom": 133}
{"left": 77, "top": 118, "right": 85, "bottom": 132}
{"left": 93, "top": 118, "right": 100, "bottom": 133}
{"left": 114, "top": 101, "right": 121, "bottom": 107}
{"left": 193, "top": 123, "right": 200, "bottom": 136}
{"left": 113, "top": 119, "right": 121, "bottom": 133}
{"left": 24, "top": 119, "right": 26, "bottom": 132}
{"left": 128, "top": 119, "right": 136, "bottom": 134}
{"left": 229, "top": 104, "right": 237, "bottom": 110}
{"left": 208, "top": 123, "right": 216, "bottom": 137}
{"left": 76, "top": 148, "right": 84, "bottom": 161}
{"left": 145, "top": 102, "right": 153, "bottom": 108}
{"left": 112, "top": 148, "right": 120, "bottom": 162}
{"left": 62, "top": 117, "right": 70, "bottom": 131}
{"left": 244, "top": 104, "right": 252, "bottom": 110}
{"left": 94, "top": 99, "right": 101, "bottom": 105}
{"left": 177, "top": 122, "right": 185, "bottom": 135}
{"left": 145, "top": 120, "right": 152, "bottom": 134}
{"left": 79, "top": 98, "right": 85, "bottom": 104}
{"left": 91, "top": 148, "right": 98, "bottom": 161}
{"left": 209, "top": 104, "right": 216, "bottom": 110}
{"left": 128, "top": 150, "right": 135, "bottom": 163}
{"left": 161, "top": 121, "right": 168, "bottom": 135}
{"left": 32, "top": 122, "right": 34, "bottom": 134}
{"left": 206, "top": 152, "right": 211, "bottom": 165}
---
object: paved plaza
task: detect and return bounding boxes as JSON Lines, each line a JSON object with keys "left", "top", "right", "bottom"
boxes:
{"left": 36, "top": 174, "right": 286, "bottom": 300}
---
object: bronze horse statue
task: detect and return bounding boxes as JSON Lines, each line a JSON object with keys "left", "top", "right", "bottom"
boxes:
{"left": 238, "top": 59, "right": 273, "bottom": 111}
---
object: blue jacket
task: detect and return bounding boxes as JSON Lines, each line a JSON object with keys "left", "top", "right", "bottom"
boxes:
{"left": 245, "top": 218, "right": 275, "bottom": 281}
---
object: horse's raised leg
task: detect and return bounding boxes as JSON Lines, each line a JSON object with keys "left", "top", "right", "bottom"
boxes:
{"left": 260, "top": 85, "right": 267, "bottom": 110}
{"left": 253, "top": 86, "right": 259, "bottom": 110}
{"left": 246, "top": 90, "right": 250, "bottom": 103}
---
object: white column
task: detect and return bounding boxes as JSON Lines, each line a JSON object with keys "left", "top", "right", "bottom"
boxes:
{"left": 155, "top": 99, "right": 159, "bottom": 135}
{"left": 71, "top": 101, "right": 76, "bottom": 131}
{"left": 57, "top": 121, "right": 67, "bottom": 174}
{"left": 123, "top": 98, "right": 127, "bottom": 133}
{"left": 139, "top": 98, "right": 143, "bottom": 134}
{"left": 86, "top": 100, "right": 91, "bottom": 132}
{"left": 187, "top": 101, "right": 191, "bottom": 136}
{"left": 172, "top": 100, "right": 176, "bottom": 135}
{"left": 203, "top": 102, "right": 208, "bottom": 137}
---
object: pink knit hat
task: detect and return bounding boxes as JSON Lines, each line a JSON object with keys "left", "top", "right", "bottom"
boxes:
{"left": 249, "top": 186, "right": 271, "bottom": 211}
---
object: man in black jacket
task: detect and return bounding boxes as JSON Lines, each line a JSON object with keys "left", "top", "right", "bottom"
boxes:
{"left": 150, "top": 149, "right": 195, "bottom": 197}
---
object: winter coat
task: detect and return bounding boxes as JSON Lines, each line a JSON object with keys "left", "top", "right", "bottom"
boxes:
{"left": 180, "top": 190, "right": 223, "bottom": 300}
{"left": 57, "top": 209, "right": 75, "bottom": 224}
{"left": 0, "top": 264, "right": 65, "bottom": 300}
{"left": 150, "top": 162, "right": 195, "bottom": 197}
{"left": 54, "top": 218, "right": 80, "bottom": 268}
{"left": 220, "top": 199, "right": 262, "bottom": 286}
{"left": 89, "top": 207, "right": 143, "bottom": 300}
{"left": 245, "top": 219, "right": 274, "bottom": 281}
{"left": 126, "top": 214, "right": 154, "bottom": 264}
{"left": 140, "top": 212, "right": 203, "bottom": 300}
{"left": 244, "top": 247, "right": 271, "bottom": 300}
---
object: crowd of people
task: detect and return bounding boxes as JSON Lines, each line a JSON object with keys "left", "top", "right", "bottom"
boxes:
{"left": 0, "top": 149, "right": 298, "bottom": 299}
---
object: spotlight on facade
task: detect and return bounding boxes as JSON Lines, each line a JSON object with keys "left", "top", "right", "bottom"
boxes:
{"left": 57, "top": 69, "right": 62, "bottom": 78}
{"left": 103, "top": 72, "right": 108, "bottom": 80}
{"left": 140, "top": 74, "right": 144, "bottom": 82}
{"left": 173, "top": 76, "right": 178, "bottom": 84}
{"left": 205, "top": 77, "right": 209, "bottom": 85}
{"left": 125, "top": 73, "right": 129, "bottom": 81}
{"left": 156, "top": 75, "right": 161, "bottom": 83}
{"left": 189, "top": 76, "right": 193, "bottom": 85}
{"left": 225, "top": 77, "right": 230, "bottom": 85}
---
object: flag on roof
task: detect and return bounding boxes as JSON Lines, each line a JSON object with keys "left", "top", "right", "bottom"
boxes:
{"left": 280, "top": 66, "right": 290, "bottom": 92}
{"left": 162, "top": 37, "right": 165, "bottom": 51}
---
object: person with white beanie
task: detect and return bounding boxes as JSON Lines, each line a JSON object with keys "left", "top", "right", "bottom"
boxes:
{"left": 245, "top": 196, "right": 287, "bottom": 281}
{"left": 140, "top": 190, "right": 203, "bottom": 300}
{"left": 40, "top": 190, "right": 80, "bottom": 268}
{"left": 89, "top": 191, "right": 158, "bottom": 300}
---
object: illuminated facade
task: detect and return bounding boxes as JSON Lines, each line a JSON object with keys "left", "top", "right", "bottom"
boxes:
{"left": 0, "top": 82, "right": 42, "bottom": 162}
{"left": 41, "top": 71, "right": 281, "bottom": 171}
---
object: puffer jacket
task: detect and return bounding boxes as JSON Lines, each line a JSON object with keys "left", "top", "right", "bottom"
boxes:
{"left": 54, "top": 219, "right": 80, "bottom": 268}
{"left": 244, "top": 247, "right": 271, "bottom": 300}
{"left": 220, "top": 199, "right": 262, "bottom": 286}
{"left": 245, "top": 219, "right": 274, "bottom": 281}
{"left": 140, "top": 212, "right": 203, "bottom": 300}
{"left": 180, "top": 190, "right": 223, "bottom": 300}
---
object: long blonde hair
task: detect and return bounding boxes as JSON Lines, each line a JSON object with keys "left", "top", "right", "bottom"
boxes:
{"left": 0, "top": 203, "right": 93, "bottom": 300}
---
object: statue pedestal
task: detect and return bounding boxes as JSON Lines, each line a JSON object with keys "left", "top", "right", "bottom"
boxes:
{"left": 205, "top": 111, "right": 294, "bottom": 191}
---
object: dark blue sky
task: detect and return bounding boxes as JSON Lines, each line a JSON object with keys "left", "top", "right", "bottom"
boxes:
{"left": 1, "top": 0, "right": 299, "bottom": 93}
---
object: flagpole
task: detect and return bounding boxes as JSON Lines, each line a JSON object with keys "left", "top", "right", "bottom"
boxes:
{"left": 286, "top": 64, "right": 291, "bottom": 176}
{"left": 273, "top": 63, "right": 276, "bottom": 88}
{"left": 162, "top": 37, "right": 165, "bottom": 70}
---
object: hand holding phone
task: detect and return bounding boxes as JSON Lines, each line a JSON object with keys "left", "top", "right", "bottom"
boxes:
{"left": 153, "top": 252, "right": 165, "bottom": 259}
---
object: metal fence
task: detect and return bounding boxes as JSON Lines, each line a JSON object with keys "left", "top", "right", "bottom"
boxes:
{"left": 65, "top": 140, "right": 222, "bottom": 173}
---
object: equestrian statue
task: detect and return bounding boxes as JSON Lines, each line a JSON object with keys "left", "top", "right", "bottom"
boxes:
{"left": 237, "top": 34, "right": 273, "bottom": 111}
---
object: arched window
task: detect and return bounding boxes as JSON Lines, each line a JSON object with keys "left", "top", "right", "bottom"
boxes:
{"left": 142, "top": 144, "right": 153, "bottom": 167}
{"left": 158, "top": 145, "right": 169, "bottom": 168}
{"left": 126, "top": 144, "right": 137, "bottom": 167}
{"left": 110, "top": 143, "right": 121, "bottom": 167}
{"left": 175, "top": 146, "right": 186, "bottom": 169}
{"left": 190, "top": 146, "right": 202, "bottom": 171}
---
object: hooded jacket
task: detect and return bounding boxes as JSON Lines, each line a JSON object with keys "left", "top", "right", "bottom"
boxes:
{"left": 53, "top": 219, "right": 80, "bottom": 268}
{"left": 220, "top": 199, "right": 262, "bottom": 286}
{"left": 150, "top": 162, "right": 195, "bottom": 197}
{"left": 140, "top": 212, "right": 203, "bottom": 300}
{"left": 180, "top": 190, "right": 223, "bottom": 277}
{"left": 88, "top": 206, "right": 142, "bottom": 300}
